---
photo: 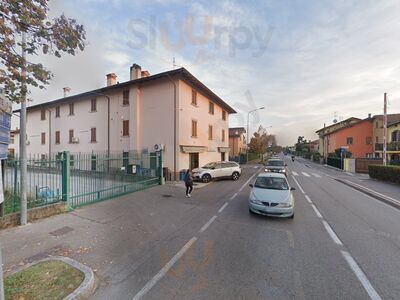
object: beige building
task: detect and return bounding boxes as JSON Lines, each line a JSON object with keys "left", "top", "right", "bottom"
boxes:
{"left": 229, "top": 127, "right": 246, "bottom": 157}
{"left": 372, "top": 114, "right": 400, "bottom": 158}
{"left": 13, "top": 64, "right": 236, "bottom": 177}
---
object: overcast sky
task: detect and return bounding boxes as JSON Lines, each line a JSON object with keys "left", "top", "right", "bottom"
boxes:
{"left": 19, "top": 0, "right": 400, "bottom": 146}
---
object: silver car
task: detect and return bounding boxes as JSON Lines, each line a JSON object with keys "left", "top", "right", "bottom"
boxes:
{"left": 192, "top": 161, "right": 241, "bottom": 183}
{"left": 248, "top": 173, "right": 295, "bottom": 218}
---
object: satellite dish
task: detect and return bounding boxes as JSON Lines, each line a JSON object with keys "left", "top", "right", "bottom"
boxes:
{"left": 333, "top": 119, "right": 338, "bottom": 124}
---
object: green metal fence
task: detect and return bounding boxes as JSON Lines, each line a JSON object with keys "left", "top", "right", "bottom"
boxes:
{"left": 2, "top": 151, "right": 161, "bottom": 214}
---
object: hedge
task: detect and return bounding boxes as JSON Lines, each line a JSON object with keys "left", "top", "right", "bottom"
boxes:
{"left": 368, "top": 165, "right": 400, "bottom": 184}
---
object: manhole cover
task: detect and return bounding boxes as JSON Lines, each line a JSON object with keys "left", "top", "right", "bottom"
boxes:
{"left": 49, "top": 226, "right": 74, "bottom": 237}
{"left": 162, "top": 194, "right": 173, "bottom": 198}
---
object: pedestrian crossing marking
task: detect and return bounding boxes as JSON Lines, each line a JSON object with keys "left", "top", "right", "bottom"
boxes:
{"left": 292, "top": 171, "right": 299, "bottom": 176}
{"left": 302, "top": 172, "right": 310, "bottom": 177}
{"left": 312, "top": 173, "right": 321, "bottom": 178}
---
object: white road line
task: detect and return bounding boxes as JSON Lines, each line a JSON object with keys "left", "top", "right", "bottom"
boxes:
{"left": 291, "top": 176, "right": 305, "bottom": 195}
{"left": 304, "top": 195, "right": 312, "bottom": 204}
{"left": 341, "top": 250, "right": 382, "bottom": 300}
{"left": 132, "top": 237, "right": 198, "bottom": 300}
{"left": 311, "top": 204, "right": 323, "bottom": 218}
{"left": 218, "top": 202, "right": 228, "bottom": 213}
{"left": 346, "top": 172, "right": 355, "bottom": 176}
{"left": 239, "top": 172, "right": 259, "bottom": 192}
{"left": 253, "top": 166, "right": 259, "bottom": 169}
{"left": 199, "top": 215, "right": 217, "bottom": 233}
{"left": 292, "top": 171, "right": 299, "bottom": 176}
{"left": 322, "top": 220, "right": 343, "bottom": 246}
{"left": 230, "top": 192, "right": 238, "bottom": 200}
{"left": 312, "top": 173, "right": 321, "bottom": 178}
{"left": 301, "top": 172, "right": 310, "bottom": 177}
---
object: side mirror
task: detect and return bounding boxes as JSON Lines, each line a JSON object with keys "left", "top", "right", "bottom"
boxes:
{"left": 290, "top": 187, "right": 296, "bottom": 191}
{"left": 249, "top": 184, "right": 254, "bottom": 188}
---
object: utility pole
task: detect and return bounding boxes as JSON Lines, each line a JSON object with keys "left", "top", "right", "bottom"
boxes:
{"left": 20, "top": 31, "right": 28, "bottom": 225}
{"left": 383, "top": 93, "right": 388, "bottom": 166}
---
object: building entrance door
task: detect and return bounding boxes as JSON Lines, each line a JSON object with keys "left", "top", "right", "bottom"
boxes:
{"left": 221, "top": 152, "right": 226, "bottom": 161}
{"left": 189, "top": 153, "right": 199, "bottom": 170}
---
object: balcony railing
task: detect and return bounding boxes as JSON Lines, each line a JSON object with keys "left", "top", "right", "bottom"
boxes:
{"left": 375, "top": 142, "right": 400, "bottom": 151}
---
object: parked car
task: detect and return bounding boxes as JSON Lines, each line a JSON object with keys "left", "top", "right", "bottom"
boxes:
{"left": 192, "top": 161, "right": 241, "bottom": 183}
{"left": 264, "top": 158, "right": 287, "bottom": 176}
{"left": 248, "top": 173, "right": 295, "bottom": 218}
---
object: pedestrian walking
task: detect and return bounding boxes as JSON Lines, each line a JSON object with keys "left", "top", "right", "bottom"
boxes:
{"left": 184, "top": 169, "right": 193, "bottom": 198}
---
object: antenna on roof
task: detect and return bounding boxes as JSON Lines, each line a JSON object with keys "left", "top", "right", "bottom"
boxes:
{"left": 333, "top": 111, "right": 338, "bottom": 123}
{"left": 173, "top": 56, "right": 178, "bottom": 70}
{"left": 63, "top": 87, "right": 71, "bottom": 98}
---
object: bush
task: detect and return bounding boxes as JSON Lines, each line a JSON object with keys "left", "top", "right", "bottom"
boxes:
{"left": 368, "top": 165, "right": 400, "bottom": 184}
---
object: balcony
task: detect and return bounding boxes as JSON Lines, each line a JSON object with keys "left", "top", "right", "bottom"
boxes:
{"left": 375, "top": 142, "right": 400, "bottom": 151}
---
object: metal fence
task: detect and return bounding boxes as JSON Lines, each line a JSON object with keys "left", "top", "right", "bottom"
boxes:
{"left": 2, "top": 151, "right": 161, "bottom": 214}
{"left": 327, "top": 157, "right": 342, "bottom": 170}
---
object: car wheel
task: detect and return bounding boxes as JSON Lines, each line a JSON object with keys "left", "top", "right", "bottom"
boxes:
{"left": 202, "top": 174, "right": 211, "bottom": 183}
{"left": 249, "top": 207, "right": 255, "bottom": 214}
{"left": 289, "top": 212, "right": 294, "bottom": 219}
{"left": 232, "top": 171, "right": 240, "bottom": 181}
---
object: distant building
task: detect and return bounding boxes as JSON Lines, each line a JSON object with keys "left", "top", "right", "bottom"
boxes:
{"left": 229, "top": 127, "right": 246, "bottom": 157}
{"left": 372, "top": 114, "right": 400, "bottom": 158}
{"left": 12, "top": 64, "right": 236, "bottom": 177}
{"left": 8, "top": 129, "right": 20, "bottom": 158}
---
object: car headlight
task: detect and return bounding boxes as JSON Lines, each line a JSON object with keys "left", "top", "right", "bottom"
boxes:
{"left": 279, "top": 169, "right": 285, "bottom": 173}
{"left": 250, "top": 199, "right": 263, "bottom": 205}
{"left": 277, "top": 202, "right": 293, "bottom": 208}
{"left": 265, "top": 168, "right": 271, "bottom": 172}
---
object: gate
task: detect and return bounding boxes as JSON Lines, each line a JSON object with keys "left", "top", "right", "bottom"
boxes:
{"left": 327, "top": 157, "right": 342, "bottom": 169}
{"left": 355, "top": 158, "right": 383, "bottom": 173}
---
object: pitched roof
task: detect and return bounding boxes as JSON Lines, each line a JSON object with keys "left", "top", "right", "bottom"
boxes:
{"left": 229, "top": 127, "right": 246, "bottom": 137}
{"left": 14, "top": 67, "right": 236, "bottom": 114}
{"left": 323, "top": 117, "right": 373, "bottom": 136}
{"left": 372, "top": 113, "right": 400, "bottom": 126}
{"left": 316, "top": 117, "right": 361, "bottom": 134}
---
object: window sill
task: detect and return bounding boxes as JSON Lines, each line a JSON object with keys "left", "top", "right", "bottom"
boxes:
{"left": 122, "top": 104, "right": 130, "bottom": 107}
{"left": 68, "top": 114, "right": 75, "bottom": 116}
{"left": 89, "top": 110, "right": 97, "bottom": 113}
{"left": 191, "top": 103, "right": 198, "bottom": 108}
{"left": 122, "top": 135, "right": 130, "bottom": 138}
{"left": 90, "top": 141, "right": 97, "bottom": 143}
{"left": 191, "top": 136, "right": 198, "bottom": 138}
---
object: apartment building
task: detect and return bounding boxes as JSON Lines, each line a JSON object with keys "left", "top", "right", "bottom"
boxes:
{"left": 229, "top": 127, "right": 246, "bottom": 157}
{"left": 372, "top": 114, "right": 400, "bottom": 158}
{"left": 13, "top": 64, "right": 236, "bottom": 176}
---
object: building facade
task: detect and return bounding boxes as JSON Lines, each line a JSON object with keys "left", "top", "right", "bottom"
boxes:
{"left": 228, "top": 127, "right": 246, "bottom": 157}
{"left": 372, "top": 114, "right": 400, "bottom": 158}
{"left": 13, "top": 65, "right": 236, "bottom": 177}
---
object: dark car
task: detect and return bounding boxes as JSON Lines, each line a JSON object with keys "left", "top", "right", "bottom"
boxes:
{"left": 264, "top": 158, "right": 287, "bottom": 176}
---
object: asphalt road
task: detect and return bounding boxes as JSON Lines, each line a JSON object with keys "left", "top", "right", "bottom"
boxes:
{"left": 95, "top": 157, "right": 400, "bottom": 300}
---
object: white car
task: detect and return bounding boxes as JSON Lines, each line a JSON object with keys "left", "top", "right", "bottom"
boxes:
{"left": 192, "top": 161, "right": 241, "bottom": 183}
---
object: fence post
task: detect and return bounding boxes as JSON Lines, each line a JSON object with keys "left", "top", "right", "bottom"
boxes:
{"left": 159, "top": 150, "right": 165, "bottom": 185}
{"left": 61, "top": 151, "right": 70, "bottom": 203}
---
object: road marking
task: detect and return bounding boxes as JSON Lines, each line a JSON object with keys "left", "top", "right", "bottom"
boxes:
{"left": 291, "top": 176, "right": 305, "bottom": 195}
{"left": 312, "top": 173, "right": 321, "bottom": 178}
{"left": 322, "top": 220, "right": 343, "bottom": 246}
{"left": 292, "top": 171, "right": 299, "bottom": 176}
{"left": 132, "top": 237, "right": 198, "bottom": 300}
{"left": 304, "top": 195, "right": 312, "bottom": 204}
{"left": 311, "top": 204, "right": 323, "bottom": 218}
{"left": 218, "top": 202, "right": 228, "bottom": 213}
{"left": 293, "top": 271, "right": 306, "bottom": 300}
{"left": 238, "top": 172, "right": 259, "bottom": 192}
{"left": 346, "top": 172, "right": 355, "bottom": 176}
{"left": 230, "top": 192, "right": 238, "bottom": 200}
{"left": 253, "top": 166, "right": 259, "bottom": 169}
{"left": 199, "top": 215, "right": 217, "bottom": 233}
{"left": 286, "top": 231, "right": 295, "bottom": 249}
{"left": 301, "top": 172, "right": 310, "bottom": 177}
{"left": 341, "top": 250, "right": 382, "bottom": 300}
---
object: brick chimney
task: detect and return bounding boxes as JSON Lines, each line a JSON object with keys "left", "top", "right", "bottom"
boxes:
{"left": 106, "top": 73, "right": 117, "bottom": 86}
{"left": 130, "top": 64, "right": 142, "bottom": 80}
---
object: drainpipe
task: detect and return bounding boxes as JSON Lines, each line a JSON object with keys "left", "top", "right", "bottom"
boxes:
{"left": 46, "top": 108, "right": 51, "bottom": 159}
{"left": 166, "top": 74, "right": 177, "bottom": 181}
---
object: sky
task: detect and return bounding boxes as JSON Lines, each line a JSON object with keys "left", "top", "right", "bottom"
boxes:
{"left": 18, "top": 0, "right": 400, "bottom": 146}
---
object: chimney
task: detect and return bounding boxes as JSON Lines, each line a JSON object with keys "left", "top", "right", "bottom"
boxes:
{"left": 368, "top": 113, "right": 371, "bottom": 119}
{"left": 106, "top": 73, "right": 117, "bottom": 86}
{"left": 130, "top": 64, "right": 142, "bottom": 80}
{"left": 141, "top": 70, "right": 150, "bottom": 78}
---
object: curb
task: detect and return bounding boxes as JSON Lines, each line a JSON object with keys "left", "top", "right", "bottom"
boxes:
{"left": 7, "top": 256, "right": 96, "bottom": 300}
{"left": 335, "top": 178, "right": 400, "bottom": 209}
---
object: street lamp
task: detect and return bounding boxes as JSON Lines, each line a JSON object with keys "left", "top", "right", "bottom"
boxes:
{"left": 246, "top": 107, "right": 265, "bottom": 163}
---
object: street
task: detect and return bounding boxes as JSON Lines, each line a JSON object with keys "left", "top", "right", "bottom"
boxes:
{"left": 1, "top": 158, "right": 400, "bottom": 299}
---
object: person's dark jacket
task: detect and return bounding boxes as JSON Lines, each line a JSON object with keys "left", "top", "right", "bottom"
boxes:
{"left": 185, "top": 172, "right": 193, "bottom": 186}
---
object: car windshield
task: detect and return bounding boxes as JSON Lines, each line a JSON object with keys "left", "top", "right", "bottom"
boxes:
{"left": 202, "top": 162, "right": 217, "bottom": 169}
{"left": 254, "top": 177, "right": 289, "bottom": 190}
{"left": 266, "top": 160, "right": 284, "bottom": 166}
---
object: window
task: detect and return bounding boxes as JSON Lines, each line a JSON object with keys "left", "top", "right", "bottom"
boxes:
{"left": 222, "top": 129, "right": 225, "bottom": 142}
{"left": 123, "top": 120, "right": 129, "bottom": 136}
{"left": 392, "top": 130, "right": 400, "bottom": 142}
{"left": 69, "top": 103, "right": 74, "bottom": 115}
{"left": 41, "top": 132, "right": 45, "bottom": 145}
{"left": 222, "top": 110, "right": 226, "bottom": 120}
{"left": 55, "top": 106, "right": 60, "bottom": 118}
{"left": 346, "top": 137, "right": 353, "bottom": 145}
{"left": 41, "top": 154, "right": 46, "bottom": 160}
{"left": 69, "top": 129, "right": 74, "bottom": 143}
{"left": 209, "top": 102, "right": 214, "bottom": 114}
{"left": 41, "top": 108, "right": 46, "bottom": 120}
{"left": 376, "top": 122, "right": 379, "bottom": 128}
{"left": 376, "top": 136, "right": 379, "bottom": 143}
{"left": 123, "top": 90, "right": 129, "bottom": 105}
{"left": 208, "top": 125, "right": 213, "bottom": 140}
{"left": 191, "top": 90, "right": 197, "bottom": 106}
{"left": 55, "top": 131, "right": 60, "bottom": 144}
{"left": 191, "top": 120, "right": 197, "bottom": 137}
{"left": 91, "top": 98, "right": 97, "bottom": 112}
{"left": 91, "top": 127, "right": 97, "bottom": 142}
{"left": 366, "top": 136, "right": 372, "bottom": 145}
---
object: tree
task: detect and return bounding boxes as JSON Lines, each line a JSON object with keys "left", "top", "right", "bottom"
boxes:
{"left": 0, "top": 0, "right": 86, "bottom": 102}
{"left": 249, "top": 125, "right": 275, "bottom": 154}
